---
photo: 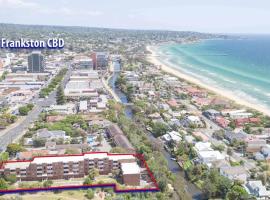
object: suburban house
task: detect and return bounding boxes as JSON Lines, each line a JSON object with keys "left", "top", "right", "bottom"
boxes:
{"left": 224, "top": 131, "right": 248, "bottom": 143}
{"left": 194, "top": 142, "right": 225, "bottom": 167}
{"left": 46, "top": 104, "right": 76, "bottom": 115}
{"left": 36, "top": 129, "right": 70, "bottom": 142}
{"left": 161, "top": 131, "right": 182, "bottom": 144}
{"left": 203, "top": 109, "right": 221, "bottom": 120}
{"left": 182, "top": 115, "right": 203, "bottom": 128}
{"left": 220, "top": 166, "right": 248, "bottom": 183}
{"left": 245, "top": 180, "right": 270, "bottom": 200}
{"left": 245, "top": 139, "right": 267, "bottom": 154}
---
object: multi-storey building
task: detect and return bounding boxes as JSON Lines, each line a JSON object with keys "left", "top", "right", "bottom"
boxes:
{"left": 91, "top": 52, "right": 108, "bottom": 70}
{"left": 0, "top": 152, "right": 140, "bottom": 186}
{"left": 28, "top": 51, "right": 45, "bottom": 73}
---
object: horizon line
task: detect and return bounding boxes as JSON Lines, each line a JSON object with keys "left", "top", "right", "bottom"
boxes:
{"left": 2, "top": 22, "right": 270, "bottom": 35}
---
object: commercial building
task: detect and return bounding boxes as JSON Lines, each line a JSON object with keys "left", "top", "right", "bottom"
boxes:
{"left": 0, "top": 153, "right": 141, "bottom": 186}
{"left": 91, "top": 52, "right": 108, "bottom": 70}
{"left": 11, "top": 65, "right": 28, "bottom": 73}
{"left": 75, "top": 57, "right": 93, "bottom": 70}
{"left": 28, "top": 51, "right": 45, "bottom": 73}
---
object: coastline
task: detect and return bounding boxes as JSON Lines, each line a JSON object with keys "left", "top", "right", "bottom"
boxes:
{"left": 146, "top": 45, "right": 270, "bottom": 117}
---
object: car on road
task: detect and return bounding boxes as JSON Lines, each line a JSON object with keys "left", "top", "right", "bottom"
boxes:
{"left": 170, "top": 157, "right": 177, "bottom": 161}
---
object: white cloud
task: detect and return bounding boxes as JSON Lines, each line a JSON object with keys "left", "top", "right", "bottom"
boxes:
{"left": 39, "top": 7, "right": 103, "bottom": 16}
{"left": 0, "top": 0, "right": 37, "bottom": 8}
{"left": 85, "top": 10, "right": 103, "bottom": 16}
{"left": 0, "top": 0, "right": 103, "bottom": 17}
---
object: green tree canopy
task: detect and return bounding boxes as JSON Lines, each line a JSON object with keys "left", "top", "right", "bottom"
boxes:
{"left": 6, "top": 143, "right": 24, "bottom": 156}
{"left": 56, "top": 85, "right": 66, "bottom": 105}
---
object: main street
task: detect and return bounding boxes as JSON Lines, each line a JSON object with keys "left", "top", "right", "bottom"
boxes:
{"left": 0, "top": 66, "right": 72, "bottom": 151}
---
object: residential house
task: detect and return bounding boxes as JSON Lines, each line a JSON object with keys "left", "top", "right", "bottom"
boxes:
{"left": 245, "top": 180, "right": 270, "bottom": 200}
{"left": 182, "top": 115, "right": 203, "bottom": 128}
{"left": 161, "top": 131, "right": 182, "bottom": 145}
{"left": 220, "top": 166, "right": 248, "bottom": 182}
{"left": 246, "top": 138, "right": 267, "bottom": 154}
{"left": 215, "top": 116, "right": 230, "bottom": 128}
{"left": 47, "top": 104, "right": 76, "bottom": 115}
{"left": 203, "top": 109, "right": 221, "bottom": 120}
{"left": 36, "top": 129, "right": 70, "bottom": 142}
{"left": 224, "top": 131, "right": 248, "bottom": 143}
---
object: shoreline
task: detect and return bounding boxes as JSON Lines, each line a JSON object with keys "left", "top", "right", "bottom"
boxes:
{"left": 146, "top": 45, "right": 270, "bottom": 117}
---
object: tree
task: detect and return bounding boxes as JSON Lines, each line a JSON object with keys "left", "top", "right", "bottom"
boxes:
{"left": 85, "top": 189, "right": 94, "bottom": 199}
{"left": 88, "top": 168, "right": 99, "bottom": 180}
{"left": 18, "top": 104, "right": 34, "bottom": 116}
{"left": 26, "top": 104, "right": 34, "bottom": 110}
{"left": 226, "top": 185, "right": 249, "bottom": 200}
{"left": 158, "top": 177, "right": 168, "bottom": 192}
{"left": 4, "top": 174, "right": 17, "bottom": 184}
{"left": 0, "top": 152, "right": 9, "bottom": 161}
{"left": 33, "top": 138, "right": 46, "bottom": 147}
{"left": 18, "top": 106, "right": 29, "bottom": 116}
{"left": 83, "top": 177, "right": 92, "bottom": 185}
{"left": 0, "top": 178, "right": 8, "bottom": 189}
{"left": 56, "top": 86, "right": 66, "bottom": 105}
{"left": 6, "top": 143, "right": 24, "bottom": 156}
{"left": 43, "top": 180, "right": 53, "bottom": 187}
{"left": 203, "top": 179, "right": 217, "bottom": 198}
{"left": 152, "top": 122, "right": 169, "bottom": 137}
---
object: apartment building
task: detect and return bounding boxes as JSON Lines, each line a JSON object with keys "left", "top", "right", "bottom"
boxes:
{"left": 0, "top": 153, "right": 140, "bottom": 186}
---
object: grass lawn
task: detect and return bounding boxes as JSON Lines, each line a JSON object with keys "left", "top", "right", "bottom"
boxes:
{"left": 1, "top": 190, "right": 104, "bottom": 200}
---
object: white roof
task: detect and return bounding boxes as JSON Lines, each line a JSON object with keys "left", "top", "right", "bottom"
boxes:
{"left": 198, "top": 151, "right": 225, "bottom": 160}
{"left": 194, "top": 142, "right": 212, "bottom": 152}
{"left": 4, "top": 162, "right": 30, "bottom": 170}
{"left": 97, "top": 102, "right": 106, "bottom": 108}
{"left": 187, "top": 116, "right": 201, "bottom": 122}
{"left": 168, "top": 131, "right": 181, "bottom": 142}
{"left": 246, "top": 181, "right": 270, "bottom": 197}
{"left": 121, "top": 162, "right": 140, "bottom": 175}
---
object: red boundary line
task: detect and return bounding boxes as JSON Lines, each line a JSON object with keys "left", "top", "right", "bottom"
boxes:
{"left": 0, "top": 152, "right": 160, "bottom": 194}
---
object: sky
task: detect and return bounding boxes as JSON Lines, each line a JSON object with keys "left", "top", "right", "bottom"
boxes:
{"left": 0, "top": 0, "right": 270, "bottom": 33}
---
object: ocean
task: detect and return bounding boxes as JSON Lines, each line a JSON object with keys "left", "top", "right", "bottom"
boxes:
{"left": 156, "top": 35, "right": 270, "bottom": 111}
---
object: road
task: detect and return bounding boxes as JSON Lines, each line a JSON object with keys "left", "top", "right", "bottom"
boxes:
{"left": 0, "top": 66, "right": 72, "bottom": 151}
{"left": 181, "top": 99, "right": 257, "bottom": 170}
{"left": 101, "top": 72, "right": 121, "bottom": 103}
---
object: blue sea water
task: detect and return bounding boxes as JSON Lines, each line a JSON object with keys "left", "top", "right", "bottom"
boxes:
{"left": 157, "top": 35, "right": 270, "bottom": 111}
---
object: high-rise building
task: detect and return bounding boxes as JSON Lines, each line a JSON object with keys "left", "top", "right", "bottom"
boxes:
{"left": 28, "top": 51, "right": 45, "bottom": 73}
{"left": 91, "top": 52, "right": 108, "bottom": 70}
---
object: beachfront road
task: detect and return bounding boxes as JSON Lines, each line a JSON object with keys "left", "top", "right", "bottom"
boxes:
{"left": 0, "top": 66, "right": 72, "bottom": 151}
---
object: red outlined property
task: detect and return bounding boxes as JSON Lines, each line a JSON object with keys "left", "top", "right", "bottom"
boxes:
{"left": 0, "top": 152, "right": 159, "bottom": 194}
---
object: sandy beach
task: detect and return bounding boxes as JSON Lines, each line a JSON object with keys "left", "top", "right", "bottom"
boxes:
{"left": 146, "top": 45, "right": 270, "bottom": 116}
